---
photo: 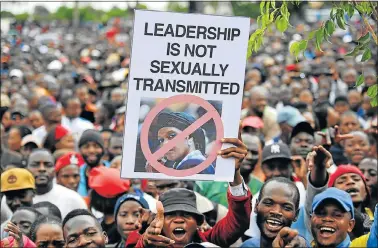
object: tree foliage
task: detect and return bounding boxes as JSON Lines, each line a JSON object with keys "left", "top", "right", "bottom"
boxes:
{"left": 248, "top": 0, "right": 378, "bottom": 107}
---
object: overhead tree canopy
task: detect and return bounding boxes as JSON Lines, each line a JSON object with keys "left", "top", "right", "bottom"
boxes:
{"left": 248, "top": 0, "right": 378, "bottom": 106}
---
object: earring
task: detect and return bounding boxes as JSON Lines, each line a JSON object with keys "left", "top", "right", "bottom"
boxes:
{"left": 188, "top": 139, "right": 193, "bottom": 146}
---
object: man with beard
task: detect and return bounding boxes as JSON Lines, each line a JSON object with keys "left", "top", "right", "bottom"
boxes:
{"left": 107, "top": 133, "right": 123, "bottom": 161}
{"left": 78, "top": 129, "right": 110, "bottom": 197}
{"left": 63, "top": 209, "right": 108, "bottom": 248}
{"left": 242, "top": 86, "right": 280, "bottom": 141}
{"left": 310, "top": 188, "right": 355, "bottom": 248}
{"left": 241, "top": 177, "right": 308, "bottom": 248}
{"left": 27, "top": 149, "right": 87, "bottom": 218}
{"left": 289, "top": 122, "right": 315, "bottom": 187}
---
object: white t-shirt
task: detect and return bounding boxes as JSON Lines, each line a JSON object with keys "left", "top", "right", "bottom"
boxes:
{"left": 61, "top": 116, "right": 94, "bottom": 142}
{"left": 32, "top": 125, "right": 47, "bottom": 144}
{"left": 245, "top": 180, "right": 306, "bottom": 238}
{"left": 33, "top": 183, "right": 87, "bottom": 219}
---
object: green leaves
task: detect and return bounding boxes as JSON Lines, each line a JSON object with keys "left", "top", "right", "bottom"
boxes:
{"left": 361, "top": 49, "right": 372, "bottom": 62}
{"left": 325, "top": 20, "right": 335, "bottom": 36}
{"left": 346, "top": 4, "right": 354, "bottom": 18}
{"left": 290, "top": 40, "right": 308, "bottom": 59}
{"left": 358, "top": 33, "right": 370, "bottom": 43}
{"left": 276, "top": 16, "right": 288, "bottom": 32}
{"left": 315, "top": 28, "right": 324, "bottom": 51}
{"left": 367, "top": 84, "right": 378, "bottom": 98}
{"left": 367, "top": 85, "right": 378, "bottom": 107}
{"left": 367, "top": 84, "right": 378, "bottom": 107}
{"left": 356, "top": 75, "right": 364, "bottom": 87}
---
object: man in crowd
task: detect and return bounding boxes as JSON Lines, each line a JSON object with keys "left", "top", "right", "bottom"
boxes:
{"left": 61, "top": 95, "right": 94, "bottom": 142}
{"left": 78, "top": 129, "right": 110, "bottom": 197}
{"left": 245, "top": 142, "right": 306, "bottom": 238}
{"left": 32, "top": 103, "right": 62, "bottom": 144}
{"left": 241, "top": 177, "right": 307, "bottom": 247}
{"left": 0, "top": 168, "right": 36, "bottom": 238}
{"left": 55, "top": 152, "right": 84, "bottom": 192}
{"left": 289, "top": 122, "right": 315, "bottom": 187}
{"left": 242, "top": 86, "right": 280, "bottom": 141}
{"left": 27, "top": 149, "right": 87, "bottom": 218}
{"left": 63, "top": 209, "right": 108, "bottom": 248}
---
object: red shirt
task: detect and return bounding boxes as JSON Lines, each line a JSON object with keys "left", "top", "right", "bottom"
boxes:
{"left": 126, "top": 190, "right": 252, "bottom": 248}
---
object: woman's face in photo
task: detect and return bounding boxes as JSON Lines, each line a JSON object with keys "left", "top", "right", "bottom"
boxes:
{"left": 157, "top": 127, "right": 190, "bottom": 161}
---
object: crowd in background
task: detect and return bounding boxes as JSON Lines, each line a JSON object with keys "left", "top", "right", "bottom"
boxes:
{"left": 0, "top": 6, "right": 377, "bottom": 248}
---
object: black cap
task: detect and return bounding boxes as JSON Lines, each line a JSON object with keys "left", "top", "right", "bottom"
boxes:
{"left": 290, "top": 122, "right": 314, "bottom": 141}
{"left": 79, "top": 129, "right": 104, "bottom": 150}
{"left": 262, "top": 143, "right": 291, "bottom": 164}
{"left": 159, "top": 188, "right": 204, "bottom": 225}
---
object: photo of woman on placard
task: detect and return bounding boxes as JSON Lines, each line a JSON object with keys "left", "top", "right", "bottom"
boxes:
{"left": 145, "top": 111, "right": 215, "bottom": 174}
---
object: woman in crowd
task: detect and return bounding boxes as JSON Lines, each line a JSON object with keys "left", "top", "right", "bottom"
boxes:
{"left": 146, "top": 112, "right": 214, "bottom": 174}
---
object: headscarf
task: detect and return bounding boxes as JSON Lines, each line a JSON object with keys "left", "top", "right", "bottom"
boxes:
{"left": 151, "top": 112, "right": 206, "bottom": 155}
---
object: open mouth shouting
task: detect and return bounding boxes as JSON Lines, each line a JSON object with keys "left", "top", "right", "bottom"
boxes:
{"left": 264, "top": 218, "right": 284, "bottom": 233}
{"left": 172, "top": 227, "right": 187, "bottom": 241}
{"left": 345, "top": 187, "right": 360, "bottom": 198}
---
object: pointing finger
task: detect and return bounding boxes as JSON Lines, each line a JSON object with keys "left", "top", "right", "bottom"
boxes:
{"left": 156, "top": 201, "right": 164, "bottom": 221}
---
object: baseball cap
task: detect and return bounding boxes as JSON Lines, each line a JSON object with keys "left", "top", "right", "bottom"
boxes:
{"left": 262, "top": 143, "right": 291, "bottom": 163}
{"left": 55, "top": 152, "right": 85, "bottom": 173}
{"left": 1, "top": 168, "right": 36, "bottom": 192}
{"left": 242, "top": 116, "right": 264, "bottom": 129}
{"left": 21, "top": 135, "right": 41, "bottom": 147}
{"left": 160, "top": 188, "right": 204, "bottom": 225}
{"left": 11, "top": 108, "right": 28, "bottom": 118}
{"left": 312, "top": 188, "right": 354, "bottom": 219}
{"left": 277, "top": 106, "right": 305, "bottom": 127}
{"left": 88, "top": 166, "right": 130, "bottom": 198}
{"left": 290, "top": 121, "right": 314, "bottom": 141}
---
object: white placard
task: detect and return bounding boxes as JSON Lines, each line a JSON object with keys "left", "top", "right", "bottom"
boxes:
{"left": 121, "top": 10, "right": 249, "bottom": 181}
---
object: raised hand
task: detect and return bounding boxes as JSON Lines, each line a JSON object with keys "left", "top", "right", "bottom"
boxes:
{"left": 316, "top": 125, "right": 353, "bottom": 147}
{"left": 143, "top": 201, "right": 175, "bottom": 247}
{"left": 138, "top": 208, "right": 156, "bottom": 234}
{"left": 272, "top": 227, "right": 307, "bottom": 248}
{"left": 4, "top": 222, "right": 24, "bottom": 248}
{"left": 291, "top": 155, "right": 308, "bottom": 187}
{"left": 306, "top": 145, "right": 333, "bottom": 187}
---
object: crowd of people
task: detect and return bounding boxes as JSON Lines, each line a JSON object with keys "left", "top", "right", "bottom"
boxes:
{"left": 1, "top": 7, "right": 377, "bottom": 248}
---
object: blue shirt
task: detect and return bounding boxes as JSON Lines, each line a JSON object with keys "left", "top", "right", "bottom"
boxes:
{"left": 77, "top": 161, "right": 110, "bottom": 197}
{"left": 241, "top": 235, "right": 311, "bottom": 248}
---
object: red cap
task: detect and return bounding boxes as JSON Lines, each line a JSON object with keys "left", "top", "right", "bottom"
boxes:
{"left": 328, "top": 164, "right": 366, "bottom": 187}
{"left": 286, "top": 64, "right": 298, "bottom": 71}
{"left": 242, "top": 116, "right": 264, "bottom": 129}
{"left": 55, "top": 125, "right": 69, "bottom": 140}
{"left": 55, "top": 152, "right": 85, "bottom": 172}
{"left": 88, "top": 166, "right": 131, "bottom": 198}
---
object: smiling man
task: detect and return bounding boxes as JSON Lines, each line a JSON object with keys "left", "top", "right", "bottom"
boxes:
{"left": 241, "top": 177, "right": 307, "bottom": 248}
{"left": 27, "top": 149, "right": 87, "bottom": 218}
{"left": 78, "top": 129, "right": 110, "bottom": 197}
{"left": 310, "top": 188, "right": 355, "bottom": 248}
